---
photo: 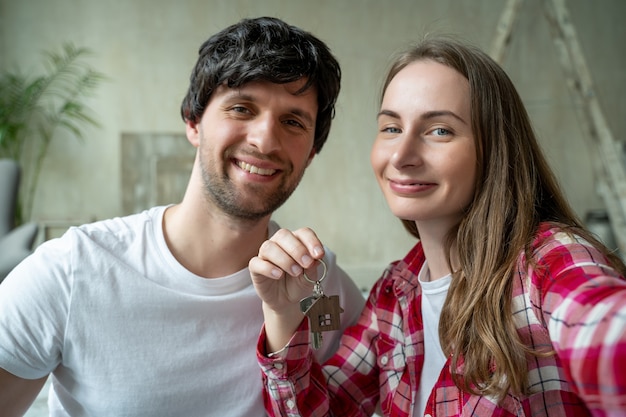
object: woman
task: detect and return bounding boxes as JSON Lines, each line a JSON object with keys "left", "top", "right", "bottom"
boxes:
{"left": 249, "top": 36, "right": 626, "bottom": 417}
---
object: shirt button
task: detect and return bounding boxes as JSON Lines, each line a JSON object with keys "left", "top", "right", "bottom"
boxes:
{"left": 380, "top": 355, "right": 389, "bottom": 365}
{"left": 286, "top": 399, "right": 295, "bottom": 409}
{"left": 425, "top": 414, "right": 432, "bottom": 417}
{"left": 274, "top": 362, "right": 283, "bottom": 370}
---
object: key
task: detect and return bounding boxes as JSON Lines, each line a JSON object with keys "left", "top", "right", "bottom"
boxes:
{"left": 299, "top": 294, "right": 320, "bottom": 315}
{"left": 300, "top": 292, "right": 324, "bottom": 349}
{"left": 312, "top": 328, "right": 324, "bottom": 350}
{"left": 299, "top": 259, "right": 343, "bottom": 350}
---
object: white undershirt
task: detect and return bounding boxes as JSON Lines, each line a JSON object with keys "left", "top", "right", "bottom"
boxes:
{"left": 414, "top": 262, "right": 451, "bottom": 417}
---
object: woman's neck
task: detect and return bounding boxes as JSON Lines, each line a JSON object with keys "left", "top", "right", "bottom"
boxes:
{"left": 415, "top": 222, "right": 457, "bottom": 281}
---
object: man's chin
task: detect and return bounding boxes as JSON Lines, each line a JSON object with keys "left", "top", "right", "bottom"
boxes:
{"left": 219, "top": 199, "right": 286, "bottom": 222}
{"left": 204, "top": 181, "right": 295, "bottom": 221}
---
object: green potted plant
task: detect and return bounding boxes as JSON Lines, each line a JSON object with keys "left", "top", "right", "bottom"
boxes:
{"left": 0, "top": 43, "right": 105, "bottom": 225}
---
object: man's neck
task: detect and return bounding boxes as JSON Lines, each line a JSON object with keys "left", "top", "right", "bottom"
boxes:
{"left": 162, "top": 201, "right": 271, "bottom": 279}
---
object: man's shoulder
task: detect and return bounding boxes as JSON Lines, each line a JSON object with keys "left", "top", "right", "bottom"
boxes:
{"left": 76, "top": 206, "right": 164, "bottom": 232}
{"left": 62, "top": 206, "right": 166, "bottom": 248}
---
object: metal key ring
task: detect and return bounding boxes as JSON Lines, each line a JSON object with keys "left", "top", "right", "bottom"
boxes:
{"left": 302, "top": 258, "right": 327, "bottom": 285}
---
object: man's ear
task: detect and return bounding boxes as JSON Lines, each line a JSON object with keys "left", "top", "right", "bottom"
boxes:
{"left": 305, "top": 148, "right": 316, "bottom": 167}
{"left": 185, "top": 119, "right": 201, "bottom": 147}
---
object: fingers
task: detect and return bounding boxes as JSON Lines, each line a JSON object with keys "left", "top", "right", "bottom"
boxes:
{"left": 258, "top": 227, "right": 325, "bottom": 277}
{"left": 248, "top": 255, "right": 284, "bottom": 281}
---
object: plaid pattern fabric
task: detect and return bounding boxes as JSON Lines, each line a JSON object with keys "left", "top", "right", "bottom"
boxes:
{"left": 258, "top": 224, "right": 626, "bottom": 416}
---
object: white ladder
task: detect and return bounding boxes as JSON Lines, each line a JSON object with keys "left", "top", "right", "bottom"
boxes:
{"left": 491, "top": 0, "right": 626, "bottom": 255}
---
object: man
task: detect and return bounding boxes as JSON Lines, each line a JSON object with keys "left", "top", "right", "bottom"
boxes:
{"left": 0, "top": 17, "right": 365, "bottom": 417}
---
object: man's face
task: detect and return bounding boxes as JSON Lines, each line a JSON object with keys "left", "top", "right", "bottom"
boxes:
{"left": 186, "top": 79, "right": 318, "bottom": 221}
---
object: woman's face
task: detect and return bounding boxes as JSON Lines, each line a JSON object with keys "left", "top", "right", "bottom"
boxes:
{"left": 371, "top": 59, "right": 477, "bottom": 233}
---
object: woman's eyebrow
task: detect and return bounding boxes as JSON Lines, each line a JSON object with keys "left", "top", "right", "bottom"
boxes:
{"left": 377, "top": 109, "right": 400, "bottom": 120}
{"left": 377, "top": 109, "right": 467, "bottom": 125}
{"left": 420, "top": 110, "right": 466, "bottom": 124}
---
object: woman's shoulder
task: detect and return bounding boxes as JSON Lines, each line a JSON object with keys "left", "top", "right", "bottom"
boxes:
{"left": 528, "top": 222, "right": 616, "bottom": 273}
{"left": 532, "top": 222, "right": 594, "bottom": 253}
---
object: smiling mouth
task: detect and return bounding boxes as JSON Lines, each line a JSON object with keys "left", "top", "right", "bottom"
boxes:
{"left": 391, "top": 179, "right": 427, "bottom": 186}
{"left": 237, "top": 161, "right": 276, "bottom": 176}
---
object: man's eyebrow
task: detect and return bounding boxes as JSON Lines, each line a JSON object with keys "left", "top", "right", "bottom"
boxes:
{"left": 222, "top": 90, "right": 254, "bottom": 102}
{"left": 222, "top": 90, "right": 315, "bottom": 127}
{"left": 289, "top": 108, "right": 315, "bottom": 127}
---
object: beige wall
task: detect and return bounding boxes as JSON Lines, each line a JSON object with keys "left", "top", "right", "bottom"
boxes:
{"left": 1, "top": 0, "right": 624, "bottom": 289}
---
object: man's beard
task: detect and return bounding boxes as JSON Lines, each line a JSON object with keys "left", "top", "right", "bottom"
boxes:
{"left": 200, "top": 158, "right": 304, "bottom": 222}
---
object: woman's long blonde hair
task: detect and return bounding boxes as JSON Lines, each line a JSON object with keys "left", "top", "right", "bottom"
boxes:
{"left": 380, "top": 36, "right": 626, "bottom": 400}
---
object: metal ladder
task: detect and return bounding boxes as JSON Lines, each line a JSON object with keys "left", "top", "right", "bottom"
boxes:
{"left": 490, "top": 0, "right": 626, "bottom": 255}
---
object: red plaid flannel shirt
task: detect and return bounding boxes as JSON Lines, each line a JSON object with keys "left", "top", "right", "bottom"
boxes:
{"left": 258, "top": 224, "right": 626, "bottom": 416}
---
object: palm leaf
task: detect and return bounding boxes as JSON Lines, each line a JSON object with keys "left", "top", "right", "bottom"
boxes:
{"left": 0, "top": 42, "right": 106, "bottom": 224}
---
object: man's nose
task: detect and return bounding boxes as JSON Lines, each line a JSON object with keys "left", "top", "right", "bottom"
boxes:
{"left": 247, "top": 115, "right": 281, "bottom": 154}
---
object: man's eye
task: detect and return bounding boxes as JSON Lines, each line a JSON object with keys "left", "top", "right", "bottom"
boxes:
{"left": 231, "top": 106, "right": 250, "bottom": 114}
{"left": 284, "top": 119, "right": 305, "bottom": 129}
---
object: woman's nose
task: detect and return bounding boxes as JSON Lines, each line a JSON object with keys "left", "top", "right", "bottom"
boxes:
{"left": 390, "top": 134, "right": 422, "bottom": 169}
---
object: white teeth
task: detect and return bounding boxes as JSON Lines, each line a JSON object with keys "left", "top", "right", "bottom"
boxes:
{"left": 237, "top": 161, "right": 275, "bottom": 176}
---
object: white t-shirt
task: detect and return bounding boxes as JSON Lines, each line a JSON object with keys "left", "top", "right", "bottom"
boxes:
{"left": 0, "top": 206, "right": 365, "bottom": 417}
{"left": 415, "top": 262, "right": 451, "bottom": 417}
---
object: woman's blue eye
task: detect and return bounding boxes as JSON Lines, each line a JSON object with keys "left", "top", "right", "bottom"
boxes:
{"left": 433, "top": 127, "right": 450, "bottom": 136}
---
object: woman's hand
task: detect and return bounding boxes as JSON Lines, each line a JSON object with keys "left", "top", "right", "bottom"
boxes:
{"left": 249, "top": 227, "right": 326, "bottom": 353}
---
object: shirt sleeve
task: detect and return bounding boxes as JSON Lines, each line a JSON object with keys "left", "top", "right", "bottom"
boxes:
{"left": 531, "top": 231, "right": 626, "bottom": 413}
{"left": 0, "top": 234, "right": 73, "bottom": 379}
{"left": 258, "top": 281, "right": 384, "bottom": 417}
{"left": 257, "top": 320, "right": 328, "bottom": 417}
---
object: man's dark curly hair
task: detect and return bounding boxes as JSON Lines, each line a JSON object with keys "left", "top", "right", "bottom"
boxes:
{"left": 180, "top": 16, "right": 341, "bottom": 153}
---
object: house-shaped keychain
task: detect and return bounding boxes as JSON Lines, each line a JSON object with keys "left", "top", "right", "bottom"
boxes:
{"left": 302, "top": 294, "right": 343, "bottom": 332}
